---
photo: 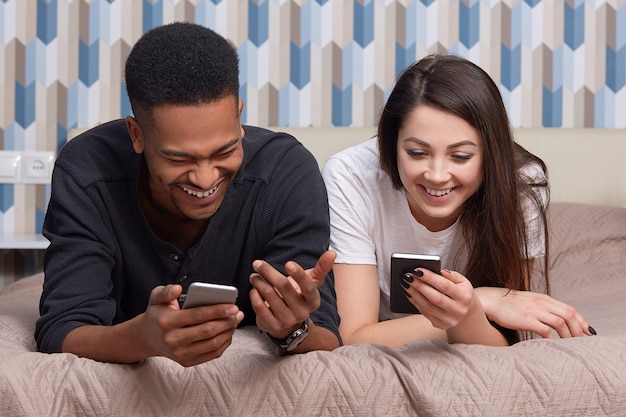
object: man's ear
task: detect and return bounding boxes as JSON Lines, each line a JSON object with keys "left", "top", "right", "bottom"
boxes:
{"left": 126, "top": 116, "right": 144, "bottom": 154}
{"left": 238, "top": 99, "right": 245, "bottom": 138}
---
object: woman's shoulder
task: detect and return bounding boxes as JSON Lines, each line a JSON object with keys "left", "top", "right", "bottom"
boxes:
{"left": 322, "top": 137, "right": 380, "bottom": 177}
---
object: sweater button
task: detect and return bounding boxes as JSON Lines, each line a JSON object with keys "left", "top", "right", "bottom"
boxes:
{"left": 179, "top": 274, "right": 188, "bottom": 282}
{"left": 169, "top": 253, "right": 180, "bottom": 261}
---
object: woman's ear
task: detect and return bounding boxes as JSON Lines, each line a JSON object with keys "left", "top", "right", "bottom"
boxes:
{"left": 126, "top": 116, "right": 144, "bottom": 154}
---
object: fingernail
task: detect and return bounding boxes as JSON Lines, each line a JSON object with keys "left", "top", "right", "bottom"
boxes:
{"left": 412, "top": 269, "right": 424, "bottom": 277}
{"left": 252, "top": 260, "right": 262, "bottom": 269}
{"left": 402, "top": 273, "right": 413, "bottom": 283}
{"left": 588, "top": 326, "right": 597, "bottom": 335}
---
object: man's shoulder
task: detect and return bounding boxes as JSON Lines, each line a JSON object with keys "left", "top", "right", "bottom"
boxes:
{"left": 242, "top": 125, "right": 301, "bottom": 153}
{"left": 56, "top": 119, "right": 135, "bottom": 186}
{"left": 241, "top": 126, "right": 317, "bottom": 176}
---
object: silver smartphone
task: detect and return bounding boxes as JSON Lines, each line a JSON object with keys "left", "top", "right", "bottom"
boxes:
{"left": 182, "top": 282, "right": 239, "bottom": 309}
{"left": 390, "top": 253, "right": 441, "bottom": 314}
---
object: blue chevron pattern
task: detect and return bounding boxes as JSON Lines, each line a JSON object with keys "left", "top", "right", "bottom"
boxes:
{"left": 0, "top": 0, "right": 624, "bottom": 240}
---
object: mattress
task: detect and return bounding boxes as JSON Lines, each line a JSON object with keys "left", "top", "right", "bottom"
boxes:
{"left": 1, "top": 202, "right": 625, "bottom": 416}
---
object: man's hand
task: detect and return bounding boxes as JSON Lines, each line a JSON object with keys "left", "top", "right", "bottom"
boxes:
{"left": 475, "top": 287, "right": 596, "bottom": 338}
{"left": 249, "top": 250, "right": 336, "bottom": 340}
{"left": 138, "top": 284, "right": 244, "bottom": 366}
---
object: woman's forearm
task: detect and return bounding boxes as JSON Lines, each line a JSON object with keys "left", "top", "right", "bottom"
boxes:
{"left": 445, "top": 299, "right": 509, "bottom": 346}
{"left": 343, "top": 315, "right": 447, "bottom": 348}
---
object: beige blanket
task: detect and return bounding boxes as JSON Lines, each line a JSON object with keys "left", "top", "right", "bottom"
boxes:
{"left": 1, "top": 202, "right": 625, "bottom": 416}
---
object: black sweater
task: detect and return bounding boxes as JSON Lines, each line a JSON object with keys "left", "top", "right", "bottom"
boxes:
{"left": 36, "top": 119, "right": 340, "bottom": 353}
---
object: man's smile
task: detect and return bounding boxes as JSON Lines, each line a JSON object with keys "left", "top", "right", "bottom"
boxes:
{"left": 180, "top": 183, "right": 220, "bottom": 198}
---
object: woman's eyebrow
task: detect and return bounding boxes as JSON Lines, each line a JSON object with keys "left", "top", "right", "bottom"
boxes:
{"left": 447, "top": 140, "right": 478, "bottom": 149}
{"left": 403, "top": 137, "right": 430, "bottom": 147}
{"left": 402, "top": 137, "right": 478, "bottom": 149}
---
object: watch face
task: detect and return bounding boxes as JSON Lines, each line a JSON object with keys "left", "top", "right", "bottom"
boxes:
{"left": 284, "top": 332, "right": 307, "bottom": 351}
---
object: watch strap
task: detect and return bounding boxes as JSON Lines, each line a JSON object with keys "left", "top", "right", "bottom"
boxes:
{"left": 265, "top": 319, "right": 309, "bottom": 353}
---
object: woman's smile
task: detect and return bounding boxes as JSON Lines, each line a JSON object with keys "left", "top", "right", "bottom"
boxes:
{"left": 423, "top": 185, "right": 456, "bottom": 198}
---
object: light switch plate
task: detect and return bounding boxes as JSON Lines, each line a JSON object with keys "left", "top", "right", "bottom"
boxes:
{"left": 0, "top": 152, "right": 22, "bottom": 183}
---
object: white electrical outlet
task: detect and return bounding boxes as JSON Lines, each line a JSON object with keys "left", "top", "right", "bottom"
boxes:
{"left": 21, "top": 152, "right": 55, "bottom": 184}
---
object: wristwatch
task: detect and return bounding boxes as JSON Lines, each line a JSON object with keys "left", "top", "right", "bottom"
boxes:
{"left": 266, "top": 319, "right": 309, "bottom": 353}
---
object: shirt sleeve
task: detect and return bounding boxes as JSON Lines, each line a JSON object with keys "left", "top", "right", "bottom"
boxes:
{"left": 256, "top": 138, "right": 342, "bottom": 344}
{"left": 321, "top": 155, "right": 378, "bottom": 265}
{"left": 36, "top": 164, "right": 118, "bottom": 353}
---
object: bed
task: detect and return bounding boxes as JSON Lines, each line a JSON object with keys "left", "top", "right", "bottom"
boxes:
{"left": 1, "top": 128, "right": 625, "bottom": 416}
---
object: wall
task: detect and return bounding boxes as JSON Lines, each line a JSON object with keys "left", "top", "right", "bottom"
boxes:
{"left": 1, "top": 0, "right": 625, "bottom": 283}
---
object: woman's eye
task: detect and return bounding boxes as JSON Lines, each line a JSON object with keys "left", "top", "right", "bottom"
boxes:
{"left": 407, "top": 150, "right": 427, "bottom": 157}
{"left": 452, "top": 154, "right": 472, "bottom": 161}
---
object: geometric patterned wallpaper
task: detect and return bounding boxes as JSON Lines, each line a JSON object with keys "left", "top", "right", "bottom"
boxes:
{"left": 1, "top": 0, "right": 625, "bottom": 238}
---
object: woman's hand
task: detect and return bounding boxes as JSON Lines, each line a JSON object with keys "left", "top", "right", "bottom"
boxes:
{"left": 475, "top": 287, "right": 596, "bottom": 338}
{"left": 402, "top": 269, "right": 509, "bottom": 345}
{"left": 402, "top": 268, "right": 479, "bottom": 330}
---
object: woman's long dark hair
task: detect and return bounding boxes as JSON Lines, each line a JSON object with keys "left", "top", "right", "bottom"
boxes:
{"left": 378, "top": 54, "right": 550, "bottom": 309}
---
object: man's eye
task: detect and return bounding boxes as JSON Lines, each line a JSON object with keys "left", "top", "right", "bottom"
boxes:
{"left": 219, "top": 148, "right": 236, "bottom": 157}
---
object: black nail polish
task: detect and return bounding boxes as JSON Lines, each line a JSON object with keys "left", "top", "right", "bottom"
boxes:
{"left": 588, "top": 326, "right": 597, "bottom": 335}
{"left": 402, "top": 273, "right": 413, "bottom": 283}
{"left": 401, "top": 279, "right": 411, "bottom": 289}
{"left": 412, "top": 269, "right": 423, "bottom": 277}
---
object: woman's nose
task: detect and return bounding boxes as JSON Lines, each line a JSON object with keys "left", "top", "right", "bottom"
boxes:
{"left": 424, "top": 159, "right": 450, "bottom": 183}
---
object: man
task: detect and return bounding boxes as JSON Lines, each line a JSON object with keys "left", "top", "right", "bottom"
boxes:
{"left": 35, "top": 22, "right": 341, "bottom": 366}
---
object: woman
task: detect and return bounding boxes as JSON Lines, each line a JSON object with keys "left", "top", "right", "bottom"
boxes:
{"left": 322, "top": 54, "right": 594, "bottom": 347}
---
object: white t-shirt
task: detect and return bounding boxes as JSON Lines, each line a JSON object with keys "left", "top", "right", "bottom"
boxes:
{"left": 321, "top": 138, "right": 547, "bottom": 321}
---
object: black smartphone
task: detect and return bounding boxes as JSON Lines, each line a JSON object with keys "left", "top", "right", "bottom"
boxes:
{"left": 390, "top": 253, "right": 442, "bottom": 314}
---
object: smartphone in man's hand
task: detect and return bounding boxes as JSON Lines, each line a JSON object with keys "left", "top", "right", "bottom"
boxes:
{"left": 182, "top": 282, "right": 239, "bottom": 309}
